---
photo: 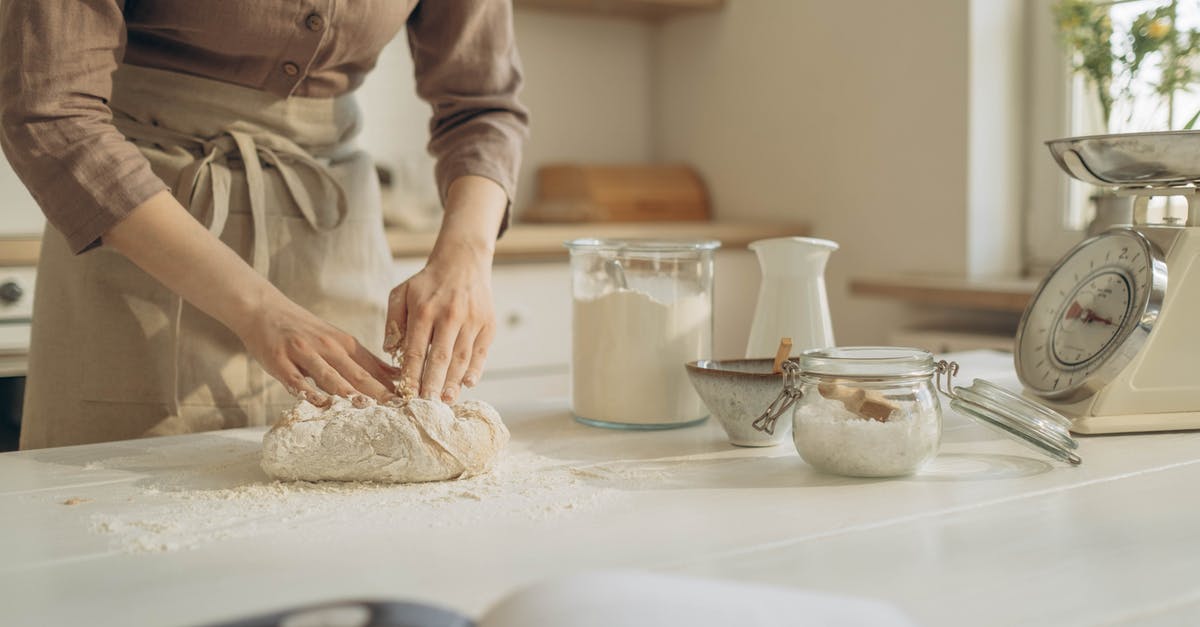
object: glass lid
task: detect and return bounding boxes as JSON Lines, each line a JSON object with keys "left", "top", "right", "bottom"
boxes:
{"left": 936, "top": 361, "right": 1082, "bottom": 466}
{"left": 801, "top": 346, "right": 936, "bottom": 378}
{"left": 563, "top": 238, "right": 722, "bottom": 252}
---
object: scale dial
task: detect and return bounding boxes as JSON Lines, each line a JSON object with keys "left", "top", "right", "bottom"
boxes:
{"left": 1016, "top": 228, "right": 1166, "bottom": 402}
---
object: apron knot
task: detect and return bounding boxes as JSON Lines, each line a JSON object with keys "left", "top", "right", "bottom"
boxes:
{"left": 114, "top": 117, "right": 350, "bottom": 277}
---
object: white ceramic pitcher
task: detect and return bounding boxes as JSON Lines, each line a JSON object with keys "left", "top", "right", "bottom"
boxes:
{"left": 745, "top": 237, "right": 838, "bottom": 358}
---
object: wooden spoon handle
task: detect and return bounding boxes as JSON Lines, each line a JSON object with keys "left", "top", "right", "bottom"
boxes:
{"left": 772, "top": 337, "right": 793, "bottom": 374}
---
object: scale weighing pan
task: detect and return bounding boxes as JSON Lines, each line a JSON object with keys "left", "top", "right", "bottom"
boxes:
{"left": 1047, "top": 130, "right": 1200, "bottom": 187}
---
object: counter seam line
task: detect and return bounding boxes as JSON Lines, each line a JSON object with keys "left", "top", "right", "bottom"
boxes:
{"left": 655, "top": 455, "right": 1200, "bottom": 570}
{"left": 0, "top": 550, "right": 124, "bottom": 576}
{"left": 0, "top": 476, "right": 141, "bottom": 497}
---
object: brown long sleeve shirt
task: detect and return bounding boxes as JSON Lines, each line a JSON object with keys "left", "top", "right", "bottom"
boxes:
{"left": 0, "top": 0, "right": 528, "bottom": 253}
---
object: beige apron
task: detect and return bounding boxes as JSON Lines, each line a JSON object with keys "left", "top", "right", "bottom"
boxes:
{"left": 19, "top": 65, "right": 394, "bottom": 449}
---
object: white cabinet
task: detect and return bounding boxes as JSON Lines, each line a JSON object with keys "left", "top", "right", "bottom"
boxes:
{"left": 486, "top": 263, "right": 573, "bottom": 371}
{"left": 395, "top": 249, "right": 758, "bottom": 404}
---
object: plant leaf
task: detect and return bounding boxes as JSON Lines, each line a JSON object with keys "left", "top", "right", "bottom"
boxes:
{"left": 1183, "top": 107, "right": 1200, "bottom": 130}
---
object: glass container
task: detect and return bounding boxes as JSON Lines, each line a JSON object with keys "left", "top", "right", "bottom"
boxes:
{"left": 791, "top": 347, "right": 942, "bottom": 477}
{"left": 565, "top": 238, "right": 720, "bottom": 429}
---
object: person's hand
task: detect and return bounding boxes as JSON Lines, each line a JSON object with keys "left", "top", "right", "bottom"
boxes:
{"left": 101, "top": 191, "right": 399, "bottom": 407}
{"left": 234, "top": 295, "right": 399, "bottom": 406}
{"left": 384, "top": 174, "right": 506, "bottom": 402}
{"left": 385, "top": 247, "right": 495, "bottom": 403}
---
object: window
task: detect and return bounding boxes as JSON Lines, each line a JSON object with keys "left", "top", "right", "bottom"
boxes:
{"left": 1025, "top": 0, "right": 1200, "bottom": 272}
{"left": 1026, "top": 0, "right": 1086, "bottom": 271}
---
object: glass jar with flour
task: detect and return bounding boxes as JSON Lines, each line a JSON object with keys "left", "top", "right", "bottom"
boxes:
{"left": 565, "top": 238, "right": 720, "bottom": 429}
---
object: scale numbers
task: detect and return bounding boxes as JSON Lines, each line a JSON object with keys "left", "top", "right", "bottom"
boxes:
{"left": 1016, "top": 229, "right": 1161, "bottom": 400}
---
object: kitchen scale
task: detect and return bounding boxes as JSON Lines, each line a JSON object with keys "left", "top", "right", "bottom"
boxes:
{"left": 1016, "top": 131, "right": 1200, "bottom": 434}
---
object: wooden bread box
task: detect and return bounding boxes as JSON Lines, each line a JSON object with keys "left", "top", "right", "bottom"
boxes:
{"left": 524, "top": 163, "right": 711, "bottom": 223}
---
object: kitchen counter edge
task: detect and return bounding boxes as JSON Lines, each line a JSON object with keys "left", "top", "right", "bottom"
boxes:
{"left": 0, "top": 221, "right": 810, "bottom": 266}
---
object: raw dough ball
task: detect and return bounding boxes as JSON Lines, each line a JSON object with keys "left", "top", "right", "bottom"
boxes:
{"left": 261, "top": 396, "right": 509, "bottom": 483}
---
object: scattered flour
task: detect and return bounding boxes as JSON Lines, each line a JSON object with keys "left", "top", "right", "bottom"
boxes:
{"left": 792, "top": 395, "right": 940, "bottom": 477}
{"left": 84, "top": 447, "right": 655, "bottom": 554}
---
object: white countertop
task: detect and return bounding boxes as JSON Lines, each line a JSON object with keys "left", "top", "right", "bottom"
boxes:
{"left": 2, "top": 351, "right": 1198, "bottom": 626}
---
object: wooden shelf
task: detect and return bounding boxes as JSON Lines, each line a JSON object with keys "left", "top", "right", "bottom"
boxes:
{"left": 850, "top": 273, "right": 1041, "bottom": 314}
{"left": 514, "top": 0, "right": 724, "bottom": 20}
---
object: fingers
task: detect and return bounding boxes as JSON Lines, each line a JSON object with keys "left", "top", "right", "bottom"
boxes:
{"left": 294, "top": 346, "right": 357, "bottom": 399}
{"left": 463, "top": 323, "right": 494, "bottom": 389}
{"left": 274, "top": 360, "right": 330, "bottom": 408}
{"left": 420, "top": 321, "right": 461, "bottom": 401}
{"left": 400, "top": 303, "right": 435, "bottom": 397}
{"left": 272, "top": 338, "right": 397, "bottom": 406}
{"left": 351, "top": 342, "right": 401, "bottom": 388}
{"left": 440, "top": 327, "right": 478, "bottom": 402}
{"left": 327, "top": 350, "right": 393, "bottom": 402}
{"left": 384, "top": 284, "right": 408, "bottom": 359}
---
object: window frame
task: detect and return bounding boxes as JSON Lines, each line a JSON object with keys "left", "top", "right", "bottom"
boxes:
{"left": 1024, "top": 0, "right": 1097, "bottom": 274}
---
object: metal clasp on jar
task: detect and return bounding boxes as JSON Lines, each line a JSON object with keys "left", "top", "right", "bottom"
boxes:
{"left": 752, "top": 360, "right": 803, "bottom": 435}
{"left": 935, "top": 360, "right": 960, "bottom": 397}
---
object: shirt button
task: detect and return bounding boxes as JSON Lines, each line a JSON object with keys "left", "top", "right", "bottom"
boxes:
{"left": 305, "top": 13, "right": 325, "bottom": 32}
{"left": 282, "top": 62, "right": 300, "bottom": 77}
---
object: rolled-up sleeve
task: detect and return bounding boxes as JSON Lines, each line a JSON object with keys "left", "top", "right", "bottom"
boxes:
{"left": 0, "top": 0, "right": 167, "bottom": 253}
{"left": 407, "top": 0, "right": 530, "bottom": 236}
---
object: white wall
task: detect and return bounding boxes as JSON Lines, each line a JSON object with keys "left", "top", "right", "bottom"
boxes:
{"left": 357, "top": 10, "right": 657, "bottom": 214}
{"left": 0, "top": 7, "right": 45, "bottom": 237}
{"left": 655, "top": 0, "right": 976, "bottom": 345}
{"left": 0, "top": 160, "right": 42, "bottom": 237}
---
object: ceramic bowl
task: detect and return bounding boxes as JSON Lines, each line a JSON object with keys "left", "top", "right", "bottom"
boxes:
{"left": 685, "top": 358, "right": 793, "bottom": 447}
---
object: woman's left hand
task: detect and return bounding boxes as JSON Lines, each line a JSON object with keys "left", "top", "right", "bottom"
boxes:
{"left": 387, "top": 250, "right": 495, "bottom": 402}
{"left": 384, "top": 175, "right": 507, "bottom": 403}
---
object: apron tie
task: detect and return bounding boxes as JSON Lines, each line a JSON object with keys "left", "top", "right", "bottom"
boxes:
{"left": 116, "top": 118, "right": 350, "bottom": 275}
{"left": 113, "top": 116, "right": 350, "bottom": 421}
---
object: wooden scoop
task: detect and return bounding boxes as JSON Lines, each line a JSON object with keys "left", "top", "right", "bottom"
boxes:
{"left": 817, "top": 382, "right": 898, "bottom": 422}
{"left": 772, "top": 337, "right": 793, "bottom": 374}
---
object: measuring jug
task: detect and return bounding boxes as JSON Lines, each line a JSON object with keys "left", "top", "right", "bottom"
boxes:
{"left": 745, "top": 237, "right": 838, "bottom": 358}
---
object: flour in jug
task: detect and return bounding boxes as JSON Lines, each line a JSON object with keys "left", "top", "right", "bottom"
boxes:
{"left": 572, "top": 288, "right": 711, "bottom": 425}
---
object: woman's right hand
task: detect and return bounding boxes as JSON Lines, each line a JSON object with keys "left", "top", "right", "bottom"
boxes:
{"left": 104, "top": 191, "right": 398, "bottom": 407}
{"left": 232, "top": 295, "right": 399, "bottom": 406}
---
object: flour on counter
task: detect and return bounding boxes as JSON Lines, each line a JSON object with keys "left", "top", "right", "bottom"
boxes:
{"left": 83, "top": 447, "right": 646, "bottom": 554}
{"left": 572, "top": 288, "right": 711, "bottom": 425}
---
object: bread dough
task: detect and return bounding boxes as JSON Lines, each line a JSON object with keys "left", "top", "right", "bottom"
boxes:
{"left": 261, "top": 396, "right": 510, "bottom": 483}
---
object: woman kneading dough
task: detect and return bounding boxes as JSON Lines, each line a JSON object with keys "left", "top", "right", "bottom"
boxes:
{"left": 0, "top": 1, "right": 528, "bottom": 449}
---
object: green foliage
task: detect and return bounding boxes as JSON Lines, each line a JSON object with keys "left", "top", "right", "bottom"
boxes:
{"left": 1055, "top": 0, "right": 1116, "bottom": 122}
{"left": 1054, "top": 0, "right": 1200, "bottom": 129}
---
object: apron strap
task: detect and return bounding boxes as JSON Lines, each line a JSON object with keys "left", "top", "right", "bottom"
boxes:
{"left": 228, "top": 131, "right": 271, "bottom": 276}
